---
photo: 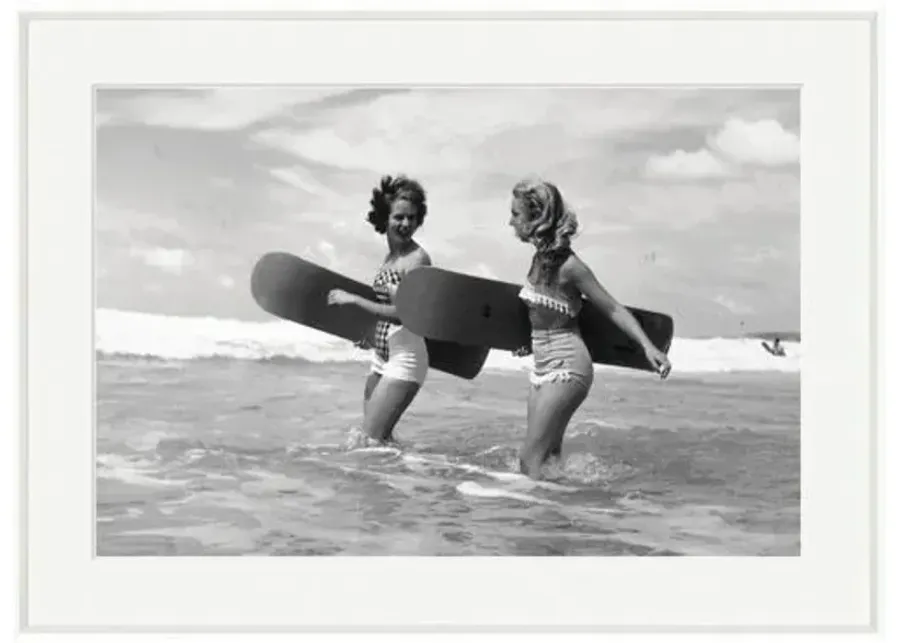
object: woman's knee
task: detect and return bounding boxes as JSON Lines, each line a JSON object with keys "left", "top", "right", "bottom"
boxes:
{"left": 362, "top": 378, "right": 421, "bottom": 440}
{"left": 525, "top": 383, "right": 587, "bottom": 452}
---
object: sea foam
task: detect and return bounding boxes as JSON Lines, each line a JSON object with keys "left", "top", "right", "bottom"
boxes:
{"left": 96, "top": 308, "right": 800, "bottom": 373}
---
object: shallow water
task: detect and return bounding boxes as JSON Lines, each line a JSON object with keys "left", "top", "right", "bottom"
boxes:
{"left": 96, "top": 356, "right": 800, "bottom": 556}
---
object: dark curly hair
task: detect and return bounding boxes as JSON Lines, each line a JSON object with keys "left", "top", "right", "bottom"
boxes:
{"left": 366, "top": 174, "right": 428, "bottom": 234}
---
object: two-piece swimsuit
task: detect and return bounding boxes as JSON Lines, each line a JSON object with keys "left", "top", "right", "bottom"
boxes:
{"left": 370, "top": 266, "right": 429, "bottom": 385}
{"left": 518, "top": 269, "right": 594, "bottom": 391}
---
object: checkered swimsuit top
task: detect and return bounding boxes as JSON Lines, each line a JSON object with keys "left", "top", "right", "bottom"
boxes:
{"left": 372, "top": 267, "right": 403, "bottom": 361}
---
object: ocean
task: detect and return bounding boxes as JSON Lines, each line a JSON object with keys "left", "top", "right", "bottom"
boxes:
{"left": 96, "top": 309, "right": 801, "bottom": 556}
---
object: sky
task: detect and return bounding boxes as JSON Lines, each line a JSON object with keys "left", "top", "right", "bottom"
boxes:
{"left": 95, "top": 87, "right": 800, "bottom": 338}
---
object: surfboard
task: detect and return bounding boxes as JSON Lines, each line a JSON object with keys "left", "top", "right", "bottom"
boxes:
{"left": 250, "top": 252, "right": 490, "bottom": 380}
{"left": 394, "top": 266, "right": 674, "bottom": 373}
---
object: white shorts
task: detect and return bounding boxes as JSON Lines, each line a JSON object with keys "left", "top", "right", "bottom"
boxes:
{"left": 370, "top": 326, "right": 429, "bottom": 385}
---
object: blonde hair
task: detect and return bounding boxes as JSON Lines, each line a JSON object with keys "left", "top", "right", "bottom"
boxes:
{"left": 512, "top": 178, "right": 579, "bottom": 284}
{"left": 512, "top": 178, "right": 578, "bottom": 253}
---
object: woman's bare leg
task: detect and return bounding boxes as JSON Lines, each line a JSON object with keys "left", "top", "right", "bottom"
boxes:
{"left": 519, "top": 380, "right": 588, "bottom": 478}
{"left": 362, "top": 376, "right": 421, "bottom": 442}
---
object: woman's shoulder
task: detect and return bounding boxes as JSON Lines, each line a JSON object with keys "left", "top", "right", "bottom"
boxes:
{"left": 559, "top": 251, "right": 601, "bottom": 292}
{"left": 558, "top": 249, "right": 585, "bottom": 276}
{"left": 388, "top": 245, "right": 431, "bottom": 274}
{"left": 403, "top": 245, "right": 432, "bottom": 270}
{"left": 414, "top": 244, "right": 432, "bottom": 265}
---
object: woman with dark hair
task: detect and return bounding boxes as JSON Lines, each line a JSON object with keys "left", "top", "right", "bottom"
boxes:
{"left": 327, "top": 175, "right": 432, "bottom": 442}
{"left": 508, "top": 177, "right": 672, "bottom": 478}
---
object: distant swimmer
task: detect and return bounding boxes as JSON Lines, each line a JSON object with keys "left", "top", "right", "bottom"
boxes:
{"left": 761, "top": 337, "right": 786, "bottom": 357}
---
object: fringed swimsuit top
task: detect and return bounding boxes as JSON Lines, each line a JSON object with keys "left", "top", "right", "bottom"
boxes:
{"left": 372, "top": 266, "right": 403, "bottom": 361}
{"left": 519, "top": 248, "right": 582, "bottom": 330}
{"left": 516, "top": 249, "right": 584, "bottom": 331}
{"left": 518, "top": 282, "right": 583, "bottom": 332}
{"left": 516, "top": 253, "right": 594, "bottom": 390}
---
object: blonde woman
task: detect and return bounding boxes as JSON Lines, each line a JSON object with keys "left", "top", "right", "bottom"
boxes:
{"left": 508, "top": 178, "right": 671, "bottom": 478}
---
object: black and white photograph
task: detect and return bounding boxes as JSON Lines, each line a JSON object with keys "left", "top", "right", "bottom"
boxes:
{"left": 95, "top": 86, "right": 802, "bottom": 557}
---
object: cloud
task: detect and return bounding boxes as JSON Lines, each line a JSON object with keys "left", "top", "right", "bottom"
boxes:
{"left": 252, "top": 124, "right": 467, "bottom": 174}
{"left": 130, "top": 247, "right": 194, "bottom": 274}
{"left": 317, "top": 240, "right": 337, "bottom": 266}
{"left": 643, "top": 117, "right": 798, "bottom": 181}
{"left": 96, "top": 88, "right": 800, "bottom": 336}
{"left": 709, "top": 118, "right": 800, "bottom": 166}
{"left": 249, "top": 89, "right": 717, "bottom": 175}
{"left": 96, "top": 203, "right": 184, "bottom": 236}
{"left": 738, "top": 246, "right": 781, "bottom": 264}
{"left": 210, "top": 177, "right": 236, "bottom": 189}
{"left": 474, "top": 263, "right": 498, "bottom": 279}
{"left": 714, "top": 294, "right": 755, "bottom": 315}
{"left": 292, "top": 240, "right": 349, "bottom": 273}
{"left": 269, "top": 165, "right": 338, "bottom": 198}
{"left": 645, "top": 148, "right": 732, "bottom": 179}
{"left": 97, "top": 88, "right": 352, "bottom": 131}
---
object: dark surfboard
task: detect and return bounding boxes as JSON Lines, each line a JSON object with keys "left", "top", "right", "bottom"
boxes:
{"left": 395, "top": 266, "right": 674, "bottom": 373}
{"left": 250, "top": 252, "right": 490, "bottom": 379}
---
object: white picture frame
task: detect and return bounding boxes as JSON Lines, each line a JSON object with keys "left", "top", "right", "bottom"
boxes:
{"left": 15, "top": 5, "right": 883, "bottom": 636}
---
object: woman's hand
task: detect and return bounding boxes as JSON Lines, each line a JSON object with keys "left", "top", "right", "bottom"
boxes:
{"left": 327, "top": 289, "right": 359, "bottom": 306}
{"left": 644, "top": 344, "right": 672, "bottom": 379}
{"left": 511, "top": 344, "right": 533, "bottom": 357}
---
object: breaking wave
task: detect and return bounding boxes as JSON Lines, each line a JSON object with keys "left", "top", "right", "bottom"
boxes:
{"left": 96, "top": 308, "right": 800, "bottom": 373}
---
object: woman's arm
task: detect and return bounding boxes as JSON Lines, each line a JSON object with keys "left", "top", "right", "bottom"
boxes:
{"left": 328, "top": 249, "right": 432, "bottom": 324}
{"left": 565, "top": 257, "right": 654, "bottom": 350}
{"left": 565, "top": 255, "right": 670, "bottom": 378}
{"left": 348, "top": 297, "right": 402, "bottom": 323}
